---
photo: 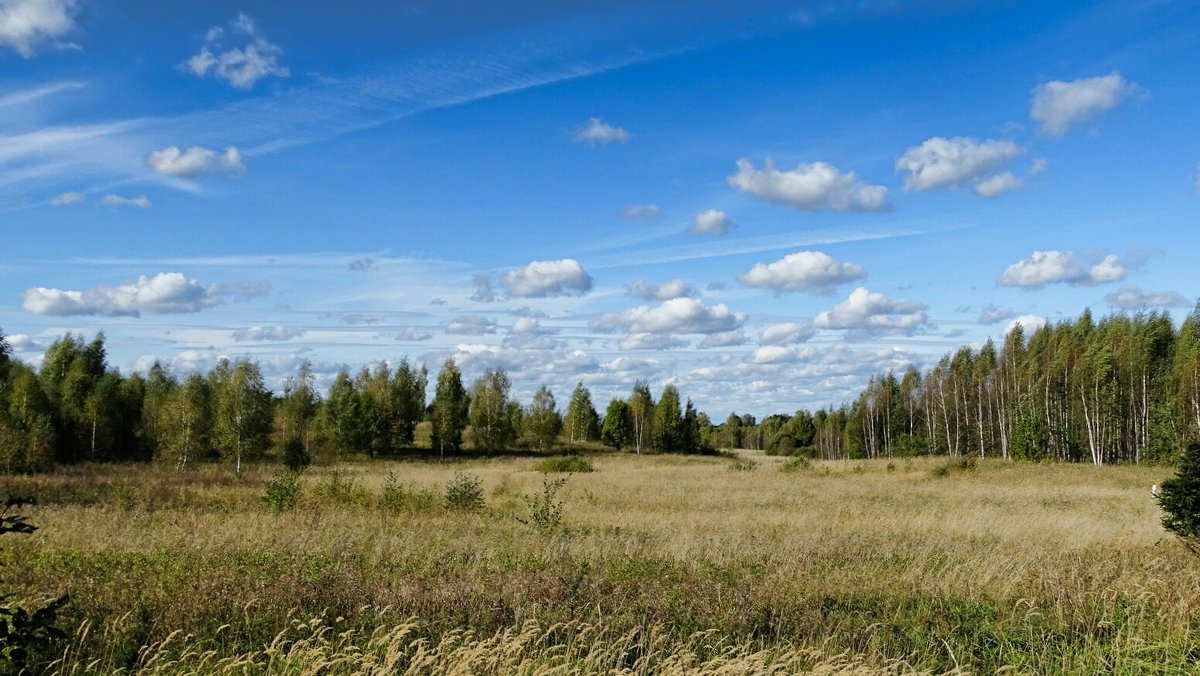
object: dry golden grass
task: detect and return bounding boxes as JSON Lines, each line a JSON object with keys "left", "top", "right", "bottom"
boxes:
{"left": 3, "top": 452, "right": 1197, "bottom": 673}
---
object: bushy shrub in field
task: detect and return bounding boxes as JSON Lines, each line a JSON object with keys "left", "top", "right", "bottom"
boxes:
{"left": 729, "top": 457, "right": 758, "bottom": 472}
{"left": 519, "top": 476, "right": 568, "bottom": 533}
{"left": 1159, "top": 442, "right": 1200, "bottom": 552}
{"left": 379, "top": 472, "right": 437, "bottom": 512}
{"left": 932, "top": 456, "right": 977, "bottom": 478}
{"left": 263, "top": 470, "right": 301, "bottom": 511}
{"left": 444, "top": 473, "right": 485, "bottom": 511}
{"left": 779, "top": 456, "right": 810, "bottom": 473}
{"left": 535, "top": 456, "right": 594, "bottom": 473}
{"left": 315, "top": 469, "right": 369, "bottom": 506}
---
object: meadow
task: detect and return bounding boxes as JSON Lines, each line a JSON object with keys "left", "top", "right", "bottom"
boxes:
{"left": 1, "top": 452, "right": 1196, "bottom": 674}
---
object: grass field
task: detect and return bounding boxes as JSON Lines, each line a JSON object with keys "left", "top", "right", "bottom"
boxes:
{"left": 1, "top": 452, "right": 1197, "bottom": 674}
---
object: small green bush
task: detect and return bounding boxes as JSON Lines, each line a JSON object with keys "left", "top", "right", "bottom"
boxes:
{"left": 779, "top": 456, "right": 811, "bottom": 473}
{"left": 444, "top": 473, "right": 485, "bottom": 511}
{"left": 535, "top": 456, "right": 594, "bottom": 473}
{"left": 729, "top": 457, "right": 758, "bottom": 472}
{"left": 263, "top": 470, "right": 301, "bottom": 511}
{"left": 379, "top": 472, "right": 437, "bottom": 512}
{"left": 519, "top": 476, "right": 568, "bottom": 533}
{"left": 315, "top": 469, "right": 368, "bottom": 506}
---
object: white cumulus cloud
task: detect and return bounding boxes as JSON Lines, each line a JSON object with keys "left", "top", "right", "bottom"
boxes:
{"left": 746, "top": 345, "right": 802, "bottom": 365}
{"left": 573, "top": 118, "right": 629, "bottom": 144}
{"left": 185, "top": 12, "right": 289, "bottom": 89}
{"left": 758, "top": 322, "right": 814, "bottom": 345}
{"left": 1005, "top": 314, "right": 1047, "bottom": 335}
{"left": 974, "top": 171, "right": 1023, "bottom": 198}
{"left": 1105, "top": 284, "right": 1191, "bottom": 310}
{"left": 619, "top": 333, "right": 688, "bottom": 351}
{"left": 101, "top": 194, "right": 150, "bottom": 208}
{"left": 23, "top": 272, "right": 221, "bottom": 317}
{"left": 896, "top": 136, "right": 1023, "bottom": 192}
{"left": 727, "top": 158, "right": 889, "bottom": 213}
{"left": 1030, "top": 71, "right": 1139, "bottom": 135}
{"left": 503, "top": 258, "right": 592, "bottom": 298}
{"left": 395, "top": 327, "right": 432, "bottom": 341}
{"left": 997, "top": 251, "right": 1125, "bottom": 288}
{"left": 510, "top": 317, "right": 554, "bottom": 335}
{"left": 628, "top": 278, "right": 696, "bottom": 301}
{"left": 0, "top": 0, "right": 77, "bottom": 57}
{"left": 592, "top": 297, "right": 746, "bottom": 335}
{"left": 232, "top": 325, "right": 305, "bottom": 342}
{"left": 737, "top": 251, "right": 865, "bottom": 293}
{"left": 690, "top": 208, "right": 733, "bottom": 235}
{"left": 698, "top": 330, "right": 747, "bottom": 348}
{"left": 813, "top": 287, "right": 928, "bottom": 336}
{"left": 446, "top": 316, "right": 497, "bottom": 335}
{"left": 146, "top": 145, "right": 245, "bottom": 178}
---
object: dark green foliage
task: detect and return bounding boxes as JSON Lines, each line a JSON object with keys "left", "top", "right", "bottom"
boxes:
{"left": 524, "top": 385, "right": 562, "bottom": 451}
{"left": 1159, "top": 442, "right": 1200, "bottom": 550}
{"left": 535, "top": 455, "right": 594, "bottom": 473}
{"left": 600, "top": 399, "right": 630, "bottom": 451}
{"left": 0, "top": 498, "right": 68, "bottom": 671}
{"left": 282, "top": 438, "right": 310, "bottom": 472}
{"left": 444, "top": 472, "right": 484, "bottom": 511}
{"left": 518, "top": 475, "right": 568, "bottom": 533}
{"left": 563, "top": 382, "right": 600, "bottom": 443}
{"left": 263, "top": 470, "right": 301, "bottom": 511}
{"left": 431, "top": 361, "right": 469, "bottom": 456}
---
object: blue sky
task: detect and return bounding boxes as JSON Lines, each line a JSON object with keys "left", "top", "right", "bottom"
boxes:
{"left": 1, "top": 0, "right": 1197, "bottom": 418}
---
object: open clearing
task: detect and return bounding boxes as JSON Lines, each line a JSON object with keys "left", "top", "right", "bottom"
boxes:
{"left": 3, "top": 453, "right": 1196, "bottom": 674}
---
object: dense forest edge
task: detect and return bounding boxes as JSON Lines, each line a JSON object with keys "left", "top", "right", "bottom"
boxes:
{"left": 1, "top": 303, "right": 1199, "bottom": 472}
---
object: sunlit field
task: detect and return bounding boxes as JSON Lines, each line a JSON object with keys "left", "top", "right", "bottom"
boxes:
{"left": 2, "top": 452, "right": 1196, "bottom": 674}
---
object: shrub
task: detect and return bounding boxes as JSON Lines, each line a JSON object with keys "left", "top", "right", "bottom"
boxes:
{"left": 779, "top": 456, "right": 810, "bottom": 473}
{"left": 379, "top": 472, "right": 437, "bottom": 512}
{"left": 315, "top": 469, "right": 368, "bottom": 506}
{"left": 1159, "top": 442, "right": 1200, "bottom": 552}
{"left": 283, "top": 438, "right": 310, "bottom": 472}
{"left": 0, "top": 498, "right": 68, "bottom": 672}
{"left": 729, "top": 457, "right": 758, "bottom": 472}
{"left": 932, "top": 456, "right": 977, "bottom": 478}
{"left": 535, "top": 456, "right": 595, "bottom": 473}
{"left": 444, "top": 473, "right": 485, "bottom": 511}
{"left": 263, "top": 470, "right": 301, "bottom": 511}
{"left": 519, "top": 476, "right": 568, "bottom": 533}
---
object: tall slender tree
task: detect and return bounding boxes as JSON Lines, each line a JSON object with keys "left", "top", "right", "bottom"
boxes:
{"left": 431, "top": 359, "right": 469, "bottom": 456}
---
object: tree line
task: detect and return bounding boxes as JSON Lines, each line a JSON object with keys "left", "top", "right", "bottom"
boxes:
{"left": 3, "top": 303, "right": 1197, "bottom": 472}
{"left": 744, "top": 306, "right": 1200, "bottom": 465}
{"left": 0, "top": 329, "right": 717, "bottom": 473}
